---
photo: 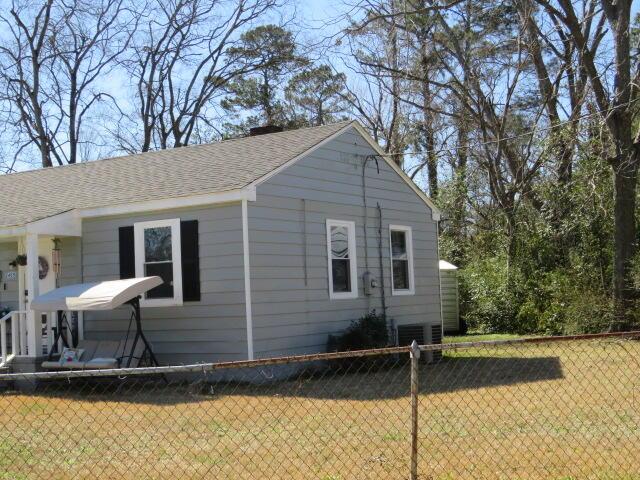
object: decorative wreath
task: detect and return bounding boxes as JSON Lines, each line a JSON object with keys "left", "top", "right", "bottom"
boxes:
{"left": 38, "top": 256, "right": 49, "bottom": 280}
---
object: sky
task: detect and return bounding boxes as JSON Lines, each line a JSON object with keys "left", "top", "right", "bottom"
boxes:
{"left": 2, "top": 0, "right": 638, "bottom": 187}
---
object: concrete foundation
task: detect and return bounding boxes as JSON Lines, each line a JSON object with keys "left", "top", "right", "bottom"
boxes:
{"left": 8, "top": 355, "right": 46, "bottom": 391}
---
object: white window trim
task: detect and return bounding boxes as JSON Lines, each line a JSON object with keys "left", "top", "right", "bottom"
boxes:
{"left": 134, "top": 218, "right": 183, "bottom": 307}
{"left": 389, "top": 225, "right": 415, "bottom": 296}
{"left": 326, "top": 219, "right": 358, "bottom": 300}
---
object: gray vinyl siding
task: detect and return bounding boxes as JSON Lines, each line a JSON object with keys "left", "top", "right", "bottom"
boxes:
{"left": 441, "top": 269, "right": 460, "bottom": 332}
{"left": 81, "top": 203, "right": 248, "bottom": 364}
{"left": 249, "top": 126, "right": 441, "bottom": 358}
{"left": 0, "top": 242, "right": 19, "bottom": 310}
{"left": 59, "top": 237, "right": 82, "bottom": 287}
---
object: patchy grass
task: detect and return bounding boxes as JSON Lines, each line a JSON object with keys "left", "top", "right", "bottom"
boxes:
{"left": 444, "top": 333, "right": 528, "bottom": 343}
{"left": 1, "top": 338, "right": 639, "bottom": 479}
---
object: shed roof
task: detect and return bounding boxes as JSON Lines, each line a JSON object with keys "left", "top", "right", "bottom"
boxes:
{"left": 0, "top": 121, "right": 352, "bottom": 228}
{"left": 439, "top": 260, "right": 458, "bottom": 270}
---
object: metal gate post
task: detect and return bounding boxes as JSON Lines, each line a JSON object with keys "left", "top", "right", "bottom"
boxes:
{"left": 410, "top": 340, "right": 420, "bottom": 480}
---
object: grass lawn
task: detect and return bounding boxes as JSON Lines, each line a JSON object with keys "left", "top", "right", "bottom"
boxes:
{"left": 1, "top": 337, "right": 639, "bottom": 479}
{"left": 444, "top": 332, "right": 528, "bottom": 343}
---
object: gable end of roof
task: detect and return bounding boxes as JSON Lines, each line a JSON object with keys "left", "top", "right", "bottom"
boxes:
{"left": 251, "top": 120, "right": 441, "bottom": 221}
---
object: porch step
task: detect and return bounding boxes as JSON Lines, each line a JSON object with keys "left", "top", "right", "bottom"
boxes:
{"left": 0, "top": 365, "right": 11, "bottom": 390}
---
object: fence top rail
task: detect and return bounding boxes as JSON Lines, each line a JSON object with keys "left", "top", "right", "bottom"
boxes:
{"left": 0, "top": 345, "right": 412, "bottom": 380}
{"left": 0, "top": 330, "right": 639, "bottom": 381}
{"left": 418, "top": 330, "right": 640, "bottom": 352}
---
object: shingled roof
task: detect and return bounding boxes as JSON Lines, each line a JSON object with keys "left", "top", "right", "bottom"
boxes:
{"left": 0, "top": 121, "right": 353, "bottom": 228}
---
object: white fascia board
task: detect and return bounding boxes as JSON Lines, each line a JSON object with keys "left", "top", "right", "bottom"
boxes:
{"left": 0, "top": 188, "right": 256, "bottom": 238}
{"left": 0, "top": 210, "right": 82, "bottom": 238}
{"left": 80, "top": 187, "right": 256, "bottom": 219}
{"left": 26, "top": 210, "right": 82, "bottom": 237}
{"left": 0, "top": 226, "right": 26, "bottom": 238}
{"left": 350, "top": 122, "right": 441, "bottom": 221}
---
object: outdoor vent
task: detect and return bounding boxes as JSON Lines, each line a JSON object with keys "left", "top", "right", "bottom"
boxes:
{"left": 249, "top": 125, "right": 284, "bottom": 136}
{"left": 431, "top": 324, "right": 443, "bottom": 362}
{"left": 397, "top": 324, "right": 425, "bottom": 347}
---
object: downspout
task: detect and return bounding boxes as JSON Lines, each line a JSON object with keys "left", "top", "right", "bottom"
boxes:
{"left": 377, "top": 203, "right": 387, "bottom": 320}
{"left": 361, "top": 154, "right": 387, "bottom": 319}
{"left": 362, "top": 156, "right": 374, "bottom": 274}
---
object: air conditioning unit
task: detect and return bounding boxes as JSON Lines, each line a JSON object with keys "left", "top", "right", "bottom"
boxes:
{"left": 396, "top": 324, "right": 443, "bottom": 363}
{"left": 397, "top": 324, "right": 425, "bottom": 346}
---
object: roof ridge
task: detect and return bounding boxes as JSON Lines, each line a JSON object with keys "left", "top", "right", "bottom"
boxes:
{"left": 1, "top": 120, "right": 354, "bottom": 179}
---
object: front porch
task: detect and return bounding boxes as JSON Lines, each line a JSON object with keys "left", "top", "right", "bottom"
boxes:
{"left": 0, "top": 230, "right": 83, "bottom": 371}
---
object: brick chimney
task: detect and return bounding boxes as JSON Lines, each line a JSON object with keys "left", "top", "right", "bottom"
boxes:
{"left": 249, "top": 125, "right": 284, "bottom": 136}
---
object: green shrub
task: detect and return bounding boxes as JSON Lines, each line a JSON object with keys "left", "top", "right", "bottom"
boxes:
{"left": 459, "top": 255, "right": 524, "bottom": 333}
{"left": 459, "top": 250, "right": 616, "bottom": 335}
{"left": 513, "top": 270, "right": 613, "bottom": 335}
{"left": 327, "top": 310, "right": 390, "bottom": 352}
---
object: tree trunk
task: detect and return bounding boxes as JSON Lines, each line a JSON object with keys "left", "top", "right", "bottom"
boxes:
{"left": 420, "top": 39, "right": 438, "bottom": 199}
{"left": 450, "top": 114, "right": 468, "bottom": 264}
{"left": 612, "top": 155, "right": 638, "bottom": 329}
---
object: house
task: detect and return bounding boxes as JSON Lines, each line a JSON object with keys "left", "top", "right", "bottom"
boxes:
{"left": 0, "top": 120, "right": 441, "bottom": 369}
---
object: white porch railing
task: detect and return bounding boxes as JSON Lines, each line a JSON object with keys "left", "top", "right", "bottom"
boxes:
{"left": 0, "top": 311, "right": 26, "bottom": 367}
{"left": 0, "top": 310, "right": 82, "bottom": 367}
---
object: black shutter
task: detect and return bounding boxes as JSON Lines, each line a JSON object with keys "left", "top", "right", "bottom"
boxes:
{"left": 181, "top": 220, "right": 200, "bottom": 301}
{"left": 119, "top": 226, "right": 135, "bottom": 279}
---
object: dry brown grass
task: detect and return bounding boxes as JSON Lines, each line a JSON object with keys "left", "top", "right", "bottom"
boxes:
{"left": 1, "top": 338, "right": 639, "bottom": 479}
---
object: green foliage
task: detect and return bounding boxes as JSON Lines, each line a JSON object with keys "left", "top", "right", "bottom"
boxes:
{"left": 284, "top": 65, "right": 348, "bottom": 127}
{"left": 459, "top": 255, "right": 523, "bottom": 333}
{"left": 222, "top": 25, "right": 307, "bottom": 129}
{"left": 327, "top": 310, "right": 390, "bottom": 352}
{"left": 454, "top": 136, "right": 623, "bottom": 336}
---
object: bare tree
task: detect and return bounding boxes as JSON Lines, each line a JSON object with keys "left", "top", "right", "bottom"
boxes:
{"left": 0, "top": 0, "right": 136, "bottom": 167}
{"left": 515, "top": 0, "right": 594, "bottom": 184}
{"left": 49, "top": 0, "right": 138, "bottom": 164}
{"left": 119, "top": 0, "right": 282, "bottom": 152}
{"left": 532, "top": 0, "right": 639, "bottom": 326}
{"left": 342, "top": 0, "right": 410, "bottom": 166}
{"left": 0, "top": 0, "right": 57, "bottom": 168}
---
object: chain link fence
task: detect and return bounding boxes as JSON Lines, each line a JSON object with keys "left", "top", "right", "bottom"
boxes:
{"left": 0, "top": 332, "right": 639, "bottom": 479}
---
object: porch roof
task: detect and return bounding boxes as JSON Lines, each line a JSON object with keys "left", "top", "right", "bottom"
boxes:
{"left": 0, "top": 121, "right": 353, "bottom": 228}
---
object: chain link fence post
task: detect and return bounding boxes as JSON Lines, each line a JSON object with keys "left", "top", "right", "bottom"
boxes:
{"left": 410, "top": 339, "right": 421, "bottom": 480}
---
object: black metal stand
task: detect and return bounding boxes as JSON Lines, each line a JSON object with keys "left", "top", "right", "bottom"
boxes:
{"left": 46, "top": 311, "right": 72, "bottom": 361}
{"left": 126, "top": 297, "right": 160, "bottom": 368}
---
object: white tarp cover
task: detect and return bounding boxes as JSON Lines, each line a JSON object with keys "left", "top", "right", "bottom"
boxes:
{"left": 30, "top": 277, "right": 163, "bottom": 311}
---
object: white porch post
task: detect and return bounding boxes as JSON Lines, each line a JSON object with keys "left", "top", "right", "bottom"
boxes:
{"left": 25, "top": 233, "right": 42, "bottom": 357}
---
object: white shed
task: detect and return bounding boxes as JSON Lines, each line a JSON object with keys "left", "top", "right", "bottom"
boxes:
{"left": 439, "top": 260, "right": 460, "bottom": 333}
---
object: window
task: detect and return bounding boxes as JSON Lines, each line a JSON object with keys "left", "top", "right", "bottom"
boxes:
{"left": 390, "top": 225, "right": 414, "bottom": 295}
{"left": 134, "top": 218, "right": 183, "bottom": 306}
{"left": 326, "top": 219, "right": 358, "bottom": 299}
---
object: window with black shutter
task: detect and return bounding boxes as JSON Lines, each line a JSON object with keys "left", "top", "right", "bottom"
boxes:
{"left": 119, "top": 218, "right": 200, "bottom": 306}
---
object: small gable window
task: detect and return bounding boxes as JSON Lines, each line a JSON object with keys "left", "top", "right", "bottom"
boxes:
{"left": 134, "top": 219, "right": 183, "bottom": 306}
{"left": 326, "top": 219, "right": 358, "bottom": 299}
{"left": 390, "top": 225, "right": 415, "bottom": 295}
